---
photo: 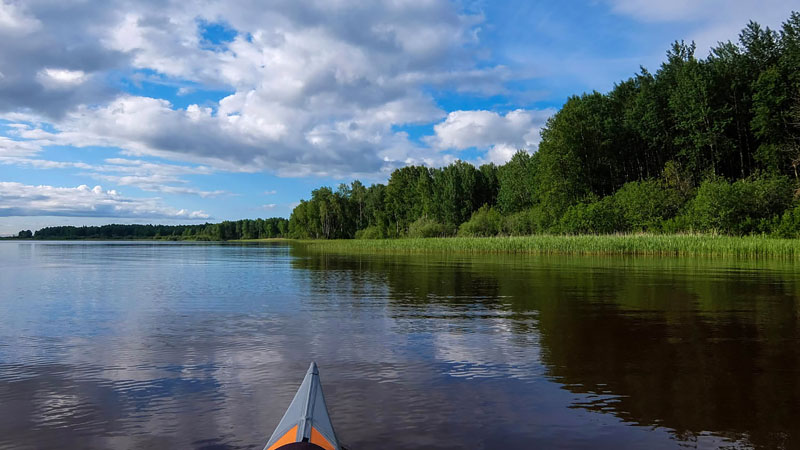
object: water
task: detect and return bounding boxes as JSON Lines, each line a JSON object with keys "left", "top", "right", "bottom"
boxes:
{"left": 1, "top": 241, "right": 799, "bottom": 449}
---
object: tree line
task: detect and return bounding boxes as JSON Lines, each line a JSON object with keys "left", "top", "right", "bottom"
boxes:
{"left": 25, "top": 218, "right": 289, "bottom": 240}
{"left": 289, "top": 13, "right": 800, "bottom": 239}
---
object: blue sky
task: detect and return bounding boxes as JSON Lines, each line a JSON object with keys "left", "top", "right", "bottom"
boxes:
{"left": 0, "top": 0, "right": 797, "bottom": 235}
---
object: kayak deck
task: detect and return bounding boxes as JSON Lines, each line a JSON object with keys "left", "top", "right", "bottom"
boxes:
{"left": 264, "top": 362, "right": 341, "bottom": 450}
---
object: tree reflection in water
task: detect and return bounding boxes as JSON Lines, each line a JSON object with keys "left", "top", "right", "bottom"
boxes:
{"left": 293, "top": 249, "right": 800, "bottom": 449}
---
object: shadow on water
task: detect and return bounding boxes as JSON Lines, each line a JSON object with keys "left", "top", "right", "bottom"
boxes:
{"left": 291, "top": 248, "right": 800, "bottom": 449}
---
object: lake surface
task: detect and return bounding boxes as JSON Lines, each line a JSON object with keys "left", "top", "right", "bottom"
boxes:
{"left": 1, "top": 241, "right": 799, "bottom": 449}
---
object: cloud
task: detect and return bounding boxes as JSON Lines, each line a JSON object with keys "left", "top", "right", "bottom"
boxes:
{"left": 36, "top": 68, "right": 87, "bottom": 89}
{"left": 261, "top": 203, "right": 276, "bottom": 209}
{"left": 0, "top": 1, "right": 125, "bottom": 118}
{"left": 485, "top": 143, "right": 520, "bottom": 166}
{"left": 426, "top": 108, "right": 555, "bottom": 164}
{"left": 0, "top": 1, "right": 41, "bottom": 32}
{"left": 101, "top": 1, "right": 487, "bottom": 90}
{"left": 91, "top": 174, "right": 227, "bottom": 198}
{"left": 0, "top": 135, "right": 41, "bottom": 157}
{"left": 1, "top": 146, "right": 224, "bottom": 197}
{"left": 606, "top": 0, "right": 798, "bottom": 53}
{"left": 0, "top": 0, "right": 519, "bottom": 177}
{"left": 607, "top": 0, "right": 793, "bottom": 23}
{"left": 8, "top": 93, "right": 445, "bottom": 177}
{"left": 0, "top": 182, "right": 209, "bottom": 219}
{"left": 264, "top": 190, "right": 277, "bottom": 195}
{"left": 86, "top": 158, "right": 226, "bottom": 197}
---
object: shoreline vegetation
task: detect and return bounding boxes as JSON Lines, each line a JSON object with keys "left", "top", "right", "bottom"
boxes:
{"left": 286, "top": 235, "right": 800, "bottom": 258}
{"left": 9, "top": 14, "right": 800, "bottom": 261}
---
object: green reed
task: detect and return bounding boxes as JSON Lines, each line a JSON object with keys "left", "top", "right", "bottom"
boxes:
{"left": 293, "top": 234, "right": 800, "bottom": 258}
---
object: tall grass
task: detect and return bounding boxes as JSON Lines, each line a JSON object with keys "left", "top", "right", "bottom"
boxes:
{"left": 295, "top": 234, "right": 800, "bottom": 258}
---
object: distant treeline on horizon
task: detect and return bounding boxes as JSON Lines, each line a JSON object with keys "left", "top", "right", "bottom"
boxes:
{"left": 287, "top": 13, "right": 800, "bottom": 239}
{"left": 18, "top": 218, "right": 289, "bottom": 240}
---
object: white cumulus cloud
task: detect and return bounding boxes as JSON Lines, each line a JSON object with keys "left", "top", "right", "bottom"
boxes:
{"left": 36, "top": 68, "right": 87, "bottom": 89}
{"left": 427, "top": 108, "right": 555, "bottom": 164}
{"left": 0, "top": 182, "right": 209, "bottom": 219}
{"left": 0, "top": 135, "right": 41, "bottom": 157}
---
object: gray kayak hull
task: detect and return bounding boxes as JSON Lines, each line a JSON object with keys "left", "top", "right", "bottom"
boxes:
{"left": 264, "top": 362, "right": 341, "bottom": 450}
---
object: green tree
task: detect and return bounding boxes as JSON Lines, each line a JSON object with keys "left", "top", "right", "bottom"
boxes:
{"left": 496, "top": 151, "right": 536, "bottom": 213}
{"left": 350, "top": 180, "right": 368, "bottom": 231}
{"left": 433, "top": 160, "right": 481, "bottom": 226}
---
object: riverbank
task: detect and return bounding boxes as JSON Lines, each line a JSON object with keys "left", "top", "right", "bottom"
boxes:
{"left": 0, "top": 237, "right": 215, "bottom": 241}
{"left": 10, "top": 235, "right": 800, "bottom": 258}
{"left": 289, "top": 234, "right": 800, "bottom": 258}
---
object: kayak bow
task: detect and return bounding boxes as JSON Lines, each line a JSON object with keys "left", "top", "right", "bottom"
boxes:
{"left": 264, "top": 362, "right": 342, "bottom": 450}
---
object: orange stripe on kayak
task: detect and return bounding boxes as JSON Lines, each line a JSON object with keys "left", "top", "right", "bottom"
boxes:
{"left": 266, "top": 425, "right": 298, "bottom": 450}
{"left": 310, "top": 427, "right": 336, "bottom": 450}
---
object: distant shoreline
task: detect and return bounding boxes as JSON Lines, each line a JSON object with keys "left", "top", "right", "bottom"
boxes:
{"left": 0, "top": 237, "right": 291, "bottom": 242}
{"left": 0, "top": 236, "right": 213, "bottom": 241}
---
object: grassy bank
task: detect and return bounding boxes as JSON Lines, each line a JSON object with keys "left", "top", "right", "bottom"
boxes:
{"left": 293, "top": 234, "right": 800, "bottom": 258}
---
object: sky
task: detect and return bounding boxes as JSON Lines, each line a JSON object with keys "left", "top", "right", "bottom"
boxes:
{"left": 0, "top": 0, "right": 797, "bottom": 235}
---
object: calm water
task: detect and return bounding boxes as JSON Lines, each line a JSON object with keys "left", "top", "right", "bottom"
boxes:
{"left": 1, "top": 242, "right": 799, "bottom": 449}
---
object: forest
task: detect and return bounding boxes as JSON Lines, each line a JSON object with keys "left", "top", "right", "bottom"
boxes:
{"left": 288, "top": 14, "right": 800, "bottom": 239}
{"left": 27, "top": 218, "right": 288, "bottom": 240}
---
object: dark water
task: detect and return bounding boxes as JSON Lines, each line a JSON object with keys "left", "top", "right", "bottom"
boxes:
{"left": 1, "top": 242, "right": 799, "bottom": 449}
